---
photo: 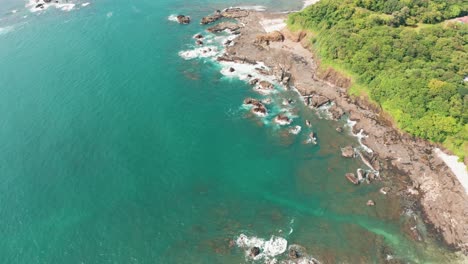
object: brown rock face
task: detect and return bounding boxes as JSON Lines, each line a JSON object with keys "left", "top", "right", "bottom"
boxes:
{"left": 255, "top": 31, "right": 285, "bottom": 44}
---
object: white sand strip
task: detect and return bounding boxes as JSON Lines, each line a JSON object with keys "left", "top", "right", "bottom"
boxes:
{"left": 434, "top": 148, "right": 468, "bottom": 193}
{"left": 303, "top": 0, "right": 321, "bottom": 9}
{"left": 260, "top": 18, "right": 286, "bottom": 33}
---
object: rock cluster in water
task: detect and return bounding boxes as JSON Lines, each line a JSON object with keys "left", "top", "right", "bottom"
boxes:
{"left": 176, "top": 15, "right": 191, "bottom": 24}
{"left": 201, "top": 8, "right": 249, "bottom": 25}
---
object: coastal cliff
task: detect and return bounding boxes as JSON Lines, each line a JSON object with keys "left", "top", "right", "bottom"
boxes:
{"left": 213, "top": 10, "right": 468, "bottom": 253}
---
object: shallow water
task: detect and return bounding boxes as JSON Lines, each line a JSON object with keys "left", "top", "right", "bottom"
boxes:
{"left": 0, "top": 0, "right": 461, "bottom": 263}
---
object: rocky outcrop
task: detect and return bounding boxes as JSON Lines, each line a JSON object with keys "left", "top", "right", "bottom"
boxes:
{"left": 176, "top": 15, "right": 191, "bottom": 24}
{"left": 217, "top": 55, "right": 257, "bottom": 65}
{"left": 244, "top": 98, "right": 267, "bottom": 117}
{"left": 255, "top": 31, "right": 285, "bottom": 44}
{"left": 329, "top": 104, "right": 344, "bottom": 120}
{"left": 207, "top": 22, "right": 242, "bottom": 33}
{"left": 305, "top": 94, "right": 330, "bottom": 108}
{"left": 274, "top": 114, "right": 292, "bottom": 125}
{"left": 250, "top": 247, "right": 260, "bottom": 257}
{"left": 201, "top": 8, "right": 249, "bottom": 25}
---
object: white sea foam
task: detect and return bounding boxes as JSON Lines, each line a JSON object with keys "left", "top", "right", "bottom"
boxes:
{"left": 167, "top": 14, "right": 178, "bottom": 22}
{"left": 346, "top": 118, "right": 373, "bottom": 153}
{"left": 106, "top": 12, "right": 113, "bottom": 18}
{"left": 260, "top": 18, "right": 286, "bottom": 33}
{"left": 82, "top": 2, "right": 90, "bottom": 7}
{"left": 236, "top": 234, "right": 287, "bottom": 261}
{"left": 56, "top": 3, "right": 75, "bottom": 12}
{"left": 289, "top": 125, "right": 302, "bottom": 135}
{"left": 12, "top": 9, "right": 18, "bottom": 14}
{"left": 315, "top": 101, "right": 334, "bottom": 120}
{"left": 27, "top": 0, "right": 75, "bottom": 13}
{"left": 0, "top": 26, "right": 14, "bottom": 36}
{"left": 434, "top": 148, "right": 468, "bottom": 194}
{"left": 179, "top": 46, "right": 219, "bottom": 60}
{"left": 234, "top": 5, "right": 267, "bottom": 12}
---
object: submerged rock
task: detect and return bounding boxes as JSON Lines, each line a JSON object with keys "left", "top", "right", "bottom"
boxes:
{"left": 176, "top": 15, "right": 191, "bottom": 24}
{"left": 196, "top": 40, "right": 203, "bottom": 46}
{"left": 341, "top": 146, "right": 355, "bottom": 158}
{"left": 345, "top": 173, "right": 359, "bottom": 185}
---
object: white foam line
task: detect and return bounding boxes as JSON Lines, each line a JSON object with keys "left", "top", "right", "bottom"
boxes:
{"left": 236, "top": 234, "right": 287, "bottom": 262}
{"left": 26, "top": 0, "right": 76, "bottom": 13}
{"left": 233, "top": 5, "right": 266, "bottom": 12}
{"left": 346, "top": 118, "right": 373, "bottom": 153}
{"left": 434, "top": 148, "right": 468, "bottom": 194}
{"left": 0, "top": 26, "right": 14, "bottom": 36}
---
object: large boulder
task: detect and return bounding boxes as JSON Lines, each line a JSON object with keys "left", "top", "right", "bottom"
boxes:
{"left": 255, "top": 31, "right": 285, "bottom": 44}
{"left": 176, "top": 15, "right": 191, "bottom": 24}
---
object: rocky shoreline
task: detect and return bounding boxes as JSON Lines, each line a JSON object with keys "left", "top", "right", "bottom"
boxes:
{"left": 193, "top": 8, "right": 468, "bottom": 254}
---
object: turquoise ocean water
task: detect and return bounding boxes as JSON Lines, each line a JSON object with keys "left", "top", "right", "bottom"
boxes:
{"left": 0, "top": 0, "right": 460, "bottom": 263}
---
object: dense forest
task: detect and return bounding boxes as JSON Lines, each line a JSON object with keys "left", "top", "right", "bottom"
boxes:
{"left": 288, "top": 0, "right": 468, "bottom": 160}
